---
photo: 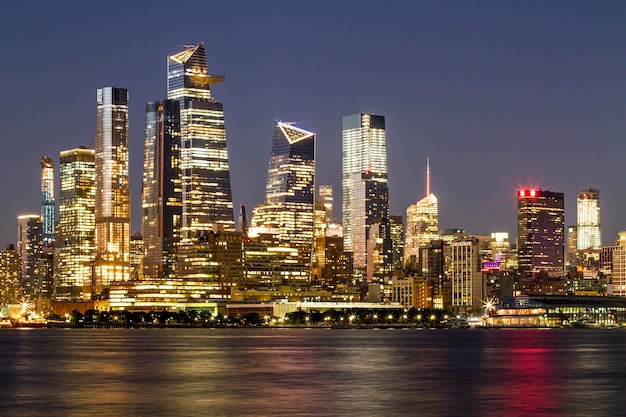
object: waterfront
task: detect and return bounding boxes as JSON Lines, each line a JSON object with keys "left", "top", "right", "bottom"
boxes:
{"left": 1, "top": 328, "right": 625, "bottom": 417}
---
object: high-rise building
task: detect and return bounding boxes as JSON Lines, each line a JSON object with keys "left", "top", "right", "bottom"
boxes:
{"left": 40, "top": 156, "right": 55, "bottom": 248}
{"left": 167, "top": 43, "right": 234, "bottom": 236}
{"left": 349, "top": 171, "right": 389, "bottom": 275}
{"left": 0, "top": 244, "right": 22, "bottom": 304}
{"left": 56, "top": 147, "right": 96, "bottom": 301}
{"left": 17, "top": 215, "right": 42, "bottom": 297}
{"left": 319, "top": 185, "right": 333, "bottom": 223}
{"left": 577, "top": 188, "right": 601, "bottom": 250}
{"left": 517, "top": 189, "right": 565, "bottom": 278}
{"left": 405, "top": 159, "right": 438, "bottom": 265}
{"left": 450, "top": 237, "right": 485, "bottom": 311}
{"left": 342, "top": 113, "right": 387, "bottom": 252}
{"left": 251, "top": 121, "right": 316, "bottom": 267}
{"left": 611, "top": 232, "right": 626, "bottom": 297}
{"left": 94, "top": 87, "right": 131, "bottom": 298}
{"left": 142, "top": 99, "right": 182, "bottom": 280}
{"left": 389, "top": 215, "right": 404, "bottom": 270}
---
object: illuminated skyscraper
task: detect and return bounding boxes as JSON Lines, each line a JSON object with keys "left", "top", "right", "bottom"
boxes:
{"left": 517, "top": 189, "right": 565, "bottom": 278}
{"left": 404, "top": 159, "right": 438, "bottom": 265}
{"left": 319, "top": 185, "right": 333, "bottom": 223}
{"left": 142, "top": 100, "right": 182, "bottom": 279}
{"left": 40, "top": 156, "right": 55, "bottom": 248}
{"left": 56, "top": 147, "right": 96, "bottom": 301}
{"left": 251, "top": 122, "right": 316, "bottom": 266}
{"left": 94, "top": 87, "right": 131, "bottom": 298}
{"left": 17, "top": 215, "right": 42, "bottom": 296}
{"left": 577, "top": 188, "right": 601, "bottom": 250}
{"left": 167, "top": 43, "right": 234, "bottom": 236}
{"left": 350, "top": 171, "right": 389, "bottom": 275}
{"left": 342, "top": 114, "right": 387, "bottom": 252}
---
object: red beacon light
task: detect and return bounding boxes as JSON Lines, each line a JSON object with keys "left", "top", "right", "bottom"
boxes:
{"left": 530, "top": 189, "right": 536, "bottom": 197}
{"left": 519, "top": 189, "right": 538, "bottom": 197}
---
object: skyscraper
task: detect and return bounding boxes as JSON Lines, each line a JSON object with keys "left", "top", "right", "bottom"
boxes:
{"left": 517, "top": 189, "right": 565, "bottom": 278}
{"left": 94, "top": 87, "right": 131, "bottom": 298}
{"left": 404, "top": 159, "right": 438, "bottom": 265}
{"left": 56, "top": 147, "right": 96, "bottom": 301}
{"left": 17, "top": 215, "right": 42, "bottom": 297}
{"left": 40, "top": 156, "right": 55, "bottom": 248}
{"left": 142, "top": 100, "right": 182, "bottom": 279}
{"left": 577, "top": 188, "right": 601, "bottom": 250}
{"left": 342, "top": 113, "right": 387, "bottom": 252}
{"left": 167, "top": 43, "right": 234, "bottom": 237}
{"left": 251, "top": 121, "right": 316, "bottom": 265}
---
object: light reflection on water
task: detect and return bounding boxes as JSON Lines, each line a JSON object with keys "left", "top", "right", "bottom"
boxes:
{"left": 1, "top": 328, "right": 626, "bottom": 416}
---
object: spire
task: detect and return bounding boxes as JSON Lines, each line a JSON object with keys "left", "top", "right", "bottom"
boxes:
{"left": 426, "top": 157, "right": 430, "bottom": 196}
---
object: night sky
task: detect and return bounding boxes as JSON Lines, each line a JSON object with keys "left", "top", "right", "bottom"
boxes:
{"left": 2, "top": 1, "right": 625, "bottom": 247}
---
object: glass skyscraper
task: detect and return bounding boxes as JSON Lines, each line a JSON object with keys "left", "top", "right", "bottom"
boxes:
{"left": 405, "top": 159, "right": 438, "bottom": 265}
{"left": 40, "top": 156, "right": 55, "bottom": 248}
{"left": 341, "top": 114, "right": 387, "bottom": 252}
{"left": 251, "top": 121, "right": 316, "bottom": 263}
{"left": 56, "top": 147, "right": 96, "bottom": 301}
{"left": 517, "top": 189, "right": 565, "bottom": 278}
{"left": 577, "top": 188, "right": 601, "bottom": 250}
{"left": 142, "top": 99, "right": 182, "bottom": 279}
{"left": 94, "top": 87, "right": 131, "bottom": 298}
{"left": 167, "top": 43, "right": 234, "bottom": 237}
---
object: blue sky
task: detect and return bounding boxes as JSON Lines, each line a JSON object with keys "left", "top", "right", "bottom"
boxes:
{"left": 1, "top": 1, "right": 625, "bottom": 245}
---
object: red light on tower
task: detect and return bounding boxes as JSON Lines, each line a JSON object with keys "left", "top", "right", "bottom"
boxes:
{"left": 530, "top": 189, "right": 536, "bottom": 197}
{"left": 519, "top": 190, "right": 525, "bottom": 197}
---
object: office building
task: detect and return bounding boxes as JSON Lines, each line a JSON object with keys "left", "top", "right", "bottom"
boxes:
{"left": 168, "top": 43, "right": 234, "bottom": 236}
{"left": 40, "top": 156, "right": 55, "bottom": 248}
{"left": 517, "top": 189, "right": 565, "bottom": 278}
{"left": 451, "top": 237, "right": 485, "bottom": 311}
{"left": 17, "top": 215, "right": 43, "bottom": 297}
{"left": 405, "top": 159, "right": 438, "bottom": 264}
{"left": 251, "top": 121, "right": 316, "bottom": 267}
{"left": 142, "top": 99, "right": 182, "bottom": 279}
{"left": 389, "top": 215, "right": 404, "bottom": 270}
{"left": 0, "top": 244, "right": 22, "bottom": 304}
{"left": 577, "top": 188, "right": 601, "bottom": 250}
{"left": 56, "top": 147, "right": 96, "bottom": 301}
{"left": 342, "top": 113, "right": 387, "bottom": 252}
{"left": 611, "top": 232, "right": 626, "bottom": 297}
{"left": 94, "top": 87, "right": 131, "bottom": 298}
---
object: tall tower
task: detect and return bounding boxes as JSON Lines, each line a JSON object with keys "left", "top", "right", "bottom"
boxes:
{"left": 517, "top": 189, "right": 565, "bottom": 278}
{"left": 251, "top": 121, "right": 316, "bottom": 264}
{"left": 142, "top": 100, "right": 182, "bottom": 280}
{"left": 404, "top": 158, "right": 439, "bottom": 265}
{"left": 40, "top": 156, "right": 55, "bottom": 248}
{"left": 167, "top": 43, "right": 234, "bottom": 237}
{"left": 577, "top": 188, "right": 601, "bottom": 250}
{"left": 342, "top": 113, "right": 387, "bottom": 252}
{"left": 94, "top": 87, "right": 131, "bottom": 298}
{"left": 17, "top": 215, "right": 43, "bottom": 296}
{"left": 56, "top": 147, "right": 96, "bottom": 301}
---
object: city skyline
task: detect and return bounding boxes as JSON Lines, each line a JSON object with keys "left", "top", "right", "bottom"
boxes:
{"left": 2, "top": 2, "right": 626, "bottom": 246}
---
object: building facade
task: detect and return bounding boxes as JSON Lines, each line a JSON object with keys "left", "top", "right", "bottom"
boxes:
{"left": 40, "top": 156, "right": 55, "bottom": 248}
{"left": 94, "top": 87, "right": 131, "bottom": 298}
{"left": 251, "top": 122, "right": 316, "bottom": 269}
{"left": 341, "top": 113, "right": 387, "bottom": 252}
{"left": 517, "top": 189, "right": 565, "bottom": 278}
{"left": 142, "top": 99, "right": 182, "bottom": 279}
{"left": 405, "top": 159, "right": 438, "bottom": 265}
{"left": 56, "top": 147, "right": 96, "bottom": 301}
{"left": 17, "top": 215, "right": 43, "bottom": 297}
{"left": 167, "top": 43, "right": 234, "bottom": 237}
{"left": 577, "top": 188, "right": 601, "bottom": 250}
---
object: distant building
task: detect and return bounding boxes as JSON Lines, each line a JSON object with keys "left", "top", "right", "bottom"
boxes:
{"left": 40, "top": 156, "right": 55, "bottom": 248}
{"left": 142, "top": 99, "right": 182, "bottom": 279}
{"left": 94, "top": 87, "right": 131, "bottom": 298}
{"left": 251, "top": 121, "right": 316, "bottom": 272}
{"left": 516, "top": 189, "right": 564, "bottom": 278}
{"left": 17, "top": 215, "right": 42, "bottom": 297}
{"left": 0, "top": 244, "right": 22, "bottom": 304}
{"left": 56, "top": 147, "right": 96, "bottom": 301}
{"left": 577, "top": 188, "right": 601, "bottom": 250}
{"left": 450, "top": 237, "right": 486, "bottom": 311}
{"left": 611, "top": 232, "right": 626, "bottom": 297}
{"left": 405, "top": 159, "right": 438, "bottom": 264}
{"left": 389, "top": 215, "right": 404, "bottom": 270}
{"left": 168, "top": 43, "right": 234, "bottom": 236}
{"left": 342, "top": 113, "right": 387, "bottom": 253}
